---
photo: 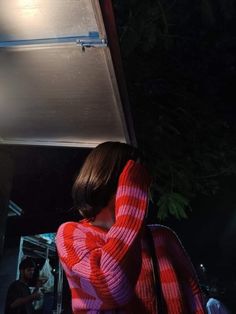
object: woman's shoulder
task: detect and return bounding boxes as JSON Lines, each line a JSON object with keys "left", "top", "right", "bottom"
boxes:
{"left": 56, "top": 219, "right": 106, "bottom": 245}
{"left": 57, "top": 219, "right": 91, "bottom": 236}
{"left": 56, "top": 220, "right": 97, "bottom": 262}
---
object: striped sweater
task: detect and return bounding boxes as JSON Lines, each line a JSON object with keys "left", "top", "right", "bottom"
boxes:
{"left": 56, "top": 160, "right": 205, "bottom": 313}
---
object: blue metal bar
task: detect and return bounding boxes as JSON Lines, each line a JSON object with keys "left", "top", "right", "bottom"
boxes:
{"left": 0, "top": 32, "right": 102, "bottom": 48}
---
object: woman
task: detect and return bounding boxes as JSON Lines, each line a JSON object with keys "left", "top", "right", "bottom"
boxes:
{"left": 56, "top": 141, "right": 205, "bottom": 313}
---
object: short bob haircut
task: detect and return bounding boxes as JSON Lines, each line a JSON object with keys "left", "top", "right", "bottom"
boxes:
{"left": 72, "top": 141, "right": 140, "bottom": 218}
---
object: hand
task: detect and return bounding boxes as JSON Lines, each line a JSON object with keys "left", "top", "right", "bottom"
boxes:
{"left": 32, "top": 291, "right": 42, "bottom": 301}
{"left": 36, "top": 276, "right": 48, "bottom": 287}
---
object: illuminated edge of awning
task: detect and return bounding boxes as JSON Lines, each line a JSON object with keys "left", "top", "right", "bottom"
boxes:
{"left": 0, "top": 138, "right": 126, "bottom": 148}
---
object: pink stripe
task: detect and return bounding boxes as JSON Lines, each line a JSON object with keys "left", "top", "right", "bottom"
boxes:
{"left": 72, "top": 226, "right": 88, "bottom": 261}
{"left": 100, "top": 254, "right": 133, "bottom": 305}
{"left": 73, "top": 248, "right": 133, "bottom": 306}
{"left": 116, "top": 205, "right": 145, "bottom": 220}
{"left": 116, "top": 186, "right": 147, "bottom": 200}
{"left": 73, "top": 256, "right": 92, "bottom": 277}
{"left": 72, "top": 258, "right": 102, "bottom": 308}
{"left": 72, "top": 296, "right": 102, "bottom": 310}
{"left": 56, "top": 222, "right": 88, "bottom": 261}
{"left": 107, "top": 225, "right": 137, "bottom": 242}
{"left": 56, "top": 223, "right": 69, "bottom": 258}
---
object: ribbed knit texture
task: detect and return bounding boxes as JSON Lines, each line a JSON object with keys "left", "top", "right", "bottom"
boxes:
{"left": 56, "top": 160, "right": 205, "bottom": 314}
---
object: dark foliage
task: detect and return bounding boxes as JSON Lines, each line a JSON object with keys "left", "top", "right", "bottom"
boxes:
{"left": 113, "top": 0, "right": 236, "bottom": 219}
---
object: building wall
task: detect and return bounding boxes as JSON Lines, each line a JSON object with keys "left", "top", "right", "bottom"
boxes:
{"left": 0, "top": 246, "right": 19, "bottom": 312}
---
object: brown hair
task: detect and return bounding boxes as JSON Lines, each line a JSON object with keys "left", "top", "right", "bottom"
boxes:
{"left": 72, "top": 141, "right": 140, "bottom": 218}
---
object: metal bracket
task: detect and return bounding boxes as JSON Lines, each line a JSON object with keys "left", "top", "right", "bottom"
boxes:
{"left": 76, "top": 38, "right": 107, "bottom": 48}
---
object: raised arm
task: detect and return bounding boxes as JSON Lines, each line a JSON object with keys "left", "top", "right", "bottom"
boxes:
{"left": 56, "top": 160, "right": 150, "bottom": 307}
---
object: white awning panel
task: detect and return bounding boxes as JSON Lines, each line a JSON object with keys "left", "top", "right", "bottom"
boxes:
{"left": 0, "top": 0, "right": 133, "bottom": 147}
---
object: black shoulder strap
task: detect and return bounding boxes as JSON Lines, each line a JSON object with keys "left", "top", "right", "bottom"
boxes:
{"left": 145, "top": 226, "right": 167, "bottom": 313}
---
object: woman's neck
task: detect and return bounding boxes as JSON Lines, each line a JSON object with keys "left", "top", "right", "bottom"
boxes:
{"left": 91, "top": 197, "right": 115, "bottom": 230}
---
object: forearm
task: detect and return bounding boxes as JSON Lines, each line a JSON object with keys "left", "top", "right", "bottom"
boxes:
{"left": 10, "top": 294, "right": 34, "bottom": 309}
{"left": 89, "top": 161, "right": 149, "bottom": 277}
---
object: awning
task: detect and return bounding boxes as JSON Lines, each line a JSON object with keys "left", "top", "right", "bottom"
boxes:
{"left": 0, "top": 0, "right": 135, "bottom": 147}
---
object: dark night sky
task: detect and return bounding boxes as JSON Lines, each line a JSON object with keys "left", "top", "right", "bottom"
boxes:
{"left": 5, "top": 145, "right": 90, "bottom": 235}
